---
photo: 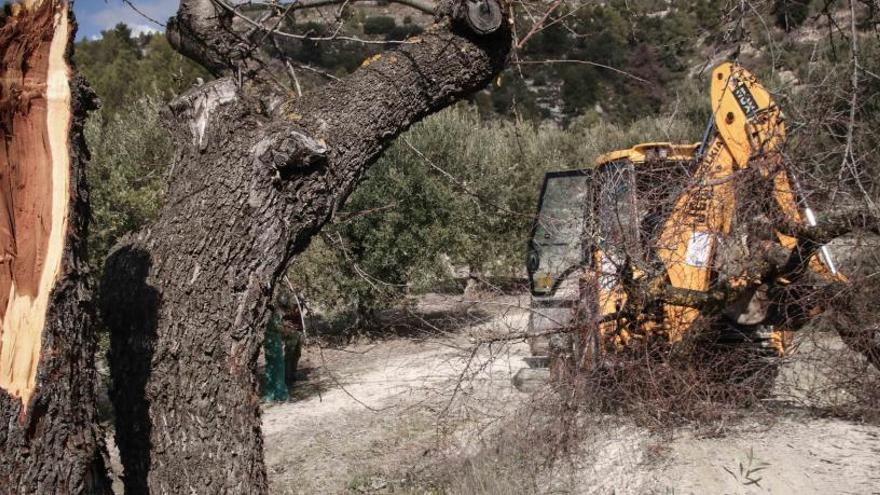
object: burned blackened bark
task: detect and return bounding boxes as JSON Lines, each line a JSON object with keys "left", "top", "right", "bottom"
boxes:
{"left": 102, "top": 1, "right": 511, "bottom": 492}
{"left": 0, "top": 1, "right": 109, "bottom": 493}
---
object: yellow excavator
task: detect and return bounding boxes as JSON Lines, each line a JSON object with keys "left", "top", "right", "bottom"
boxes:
{"left": 520, "top": 62, "right": 876, "bottom": 386}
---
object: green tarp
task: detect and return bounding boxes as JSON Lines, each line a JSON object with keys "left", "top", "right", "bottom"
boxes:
{"left": 263, "top": 311, "right": 303, "bottom": 402}
{"left": 263, "top": 312, "right": 289, "bottom": 402}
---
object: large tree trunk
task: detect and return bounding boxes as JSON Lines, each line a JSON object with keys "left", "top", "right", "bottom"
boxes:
{"left": 0, "top": 1, "right": 108, "bottom": 492}
{"left": 102, "top": 1, "right": 511, "bottom": 492}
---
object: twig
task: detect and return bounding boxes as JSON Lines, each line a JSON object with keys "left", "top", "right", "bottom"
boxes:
{"left": 515, "top": 0, "right": 564, "bottom": 49}
{"left": 121, "top": 0, "right": 166, "bottom": 28}
{"left": 514, "top": 59, "right": 651, "bottom": 84}
{"left": 287, "top": 60, "right": 343, "bottom": 82}
{"left": 256, "top": 0, "right": 300, "bottom": 47}
{"left": 285, "top": 60, "right": 304, "bottom": 96}
{"left": 245, "top": 0, "right": 435, "bottom": 15}
{"left": 283, "top": 275, "right": 309, "bottom": 341}
{"left": 316, "top": 346, "right": 393, "bottom": 412}
{"left": 211, "top": 0, "right": 420, "bottom": 44}
{"left": 401, "top": 137, "right": 528, "bottom": 218}
{"left": 323, "top": 232, "right": 409, "bottom": 289}
{"left": 839, "top": 0, "right": 879, "bottom": 214}
{"left": 334, "top": 202, "right": 398, "bottom": 223}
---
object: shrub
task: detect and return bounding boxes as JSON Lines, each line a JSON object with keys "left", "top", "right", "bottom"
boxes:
{"left": 289, "top": 106, "right": 701, "bottom": 323}
{"left": 385, "top": 24, "right": 422, "bottom": 41}
{"left": 85, "top": 96, "right": 170, "bottom": 269}
{"left": 363, "top": 15, "right": 396, "bottom": 35}
{"left": 773, "top": 0, "right": 813, "bottom": 31}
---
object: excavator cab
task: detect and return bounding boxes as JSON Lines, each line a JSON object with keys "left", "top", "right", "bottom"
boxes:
{"left": 524, "top": 146, "right": 702, "bottom": 367}
{"left": 590, "top": 144, "right": 702, "bottom": 330}
{"left": 584, "top": 143, "right": 789, "bottom": 360}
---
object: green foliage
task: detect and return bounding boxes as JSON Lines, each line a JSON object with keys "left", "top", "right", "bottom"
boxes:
{"left": 362, "top": 15, "right": 396, "bottom": 35}
{"left": 503, "top": 1, "right": 707, "bottom": 123}
{"left": 77, "top": 28, "right": 208, "bottom": 268}
{"left": 780, "top": 35, "right": 880, "bottom": 199}
{"left": 481, "top": 75, "right": 543, "bottom": 120}
{"left": 289, "top": 106, "right": 701, "bottom": 318}
{"left": 76, "top": 24, "right": 209, "bottom": 118}
{"left": 773, "top": 0, "right": 813, "bottom": 31}
{"left": 688, "top": 0, "right": 730, "bottom": 32}
{"left": 85, "top": 96, "right": 170, "bottom": 268}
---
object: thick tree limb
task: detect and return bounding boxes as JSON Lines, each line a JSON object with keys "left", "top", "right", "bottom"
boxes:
{"left": 166, "top": 0, "right": 503, "bottom": 93}
{"left": 103, "top": 2, "right": 511, "bottom": 492}
{"left": 166, "top": 0, "right": 242, "bottom": 76}
{"left": 166, "top": 0, "right": 437, "bottom": 81}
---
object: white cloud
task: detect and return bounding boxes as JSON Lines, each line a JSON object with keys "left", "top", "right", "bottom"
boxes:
{"left": 130, "top": 24, "right": 161, "bottom": 37}
{"left": 83, "top": 0, "right": 178, "bottom": 36}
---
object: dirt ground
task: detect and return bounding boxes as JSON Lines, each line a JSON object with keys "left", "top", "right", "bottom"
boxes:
{"left": 262, "top": 293, "right": 880, "bottom": 494}
{"left": 263, "top": 294, "right": 531, "bottom": 493}
{"left": 103, "top": 293, "right": 879, "bottom": 493}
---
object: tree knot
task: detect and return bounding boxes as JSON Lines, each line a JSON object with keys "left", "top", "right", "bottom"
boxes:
{"left": 255, "top": 129, "right": 329, "bottom": 182}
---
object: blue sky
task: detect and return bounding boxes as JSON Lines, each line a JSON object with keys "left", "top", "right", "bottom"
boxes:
{"left": 73, "top": 0, "right": 178, "bottom": 39}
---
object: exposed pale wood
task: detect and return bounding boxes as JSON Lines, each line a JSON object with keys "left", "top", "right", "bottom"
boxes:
{"left": 0, "top": 1, "right": 110, "bottom": 492}
{"left": 0, "top": 0, "right": 71, "bottom": 407}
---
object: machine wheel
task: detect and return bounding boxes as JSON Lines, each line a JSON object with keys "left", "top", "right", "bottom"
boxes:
{"left": 710, "top": 321, "right": 781, "bottom": 398}
{"left": 512, "top": 367, "right": 551, "bottom": 393}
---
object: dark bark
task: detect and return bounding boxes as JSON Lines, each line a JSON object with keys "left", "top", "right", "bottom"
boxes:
{"left": 166, "top": 0, "right": 242, "bottom": 78}
{"left": 102, "top": 2, "right": 511, "bottom": 492}
{"left": 0, "top": 2, "right": 109, "bottom": 493}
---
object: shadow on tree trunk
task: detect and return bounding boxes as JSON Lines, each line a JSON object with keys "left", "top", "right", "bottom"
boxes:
{"left": 102, "top": 246, "right": 160, "bottom": 493}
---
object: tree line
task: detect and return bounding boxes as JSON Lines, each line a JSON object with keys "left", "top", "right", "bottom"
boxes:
{"left": 80, "top": 1, "right": 880, "bottom": 326}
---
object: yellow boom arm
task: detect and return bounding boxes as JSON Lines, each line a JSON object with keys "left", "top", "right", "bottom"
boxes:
{"left": 656, "top": 62, "right": 837, "bottom": 343}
